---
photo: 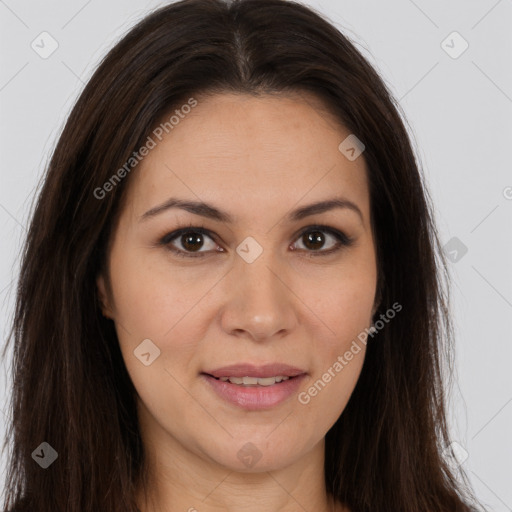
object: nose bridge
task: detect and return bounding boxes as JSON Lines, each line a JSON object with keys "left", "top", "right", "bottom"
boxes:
{"left": 221, "top": 245, "right": 296, "bottom": 340}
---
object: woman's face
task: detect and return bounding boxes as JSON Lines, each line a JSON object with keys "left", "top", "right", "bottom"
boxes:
{"left": 97, "top": 92, "right": 378, "bottom": 473}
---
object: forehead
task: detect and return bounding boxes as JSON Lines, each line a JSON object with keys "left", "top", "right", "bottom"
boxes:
{"left": 122, "top": 92, "right": 370, "bottom": 226}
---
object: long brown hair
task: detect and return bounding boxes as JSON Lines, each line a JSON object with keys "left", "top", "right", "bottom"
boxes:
{"left": 2, "top": 0, "right": 483, "bottom": 510}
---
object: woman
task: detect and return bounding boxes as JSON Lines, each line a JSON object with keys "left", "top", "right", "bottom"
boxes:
{"left": 1, "top": 0, "right": 484, "bottom": 511}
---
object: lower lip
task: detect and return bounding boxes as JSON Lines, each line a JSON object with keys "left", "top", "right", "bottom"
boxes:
{"left": 201, "top": 374, "right": 307, "bottom": 410}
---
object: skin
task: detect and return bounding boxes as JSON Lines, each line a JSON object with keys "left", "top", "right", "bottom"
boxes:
{"left": 97, "top": 91, "right": 378, "bottom": 512}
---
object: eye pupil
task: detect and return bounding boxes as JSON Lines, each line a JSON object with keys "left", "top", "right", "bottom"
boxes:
{"left": 182, "top": 232, "right": 204, "bottom": 251}
{"left": 304, "top": 231, "right": 325, "bottom": 250}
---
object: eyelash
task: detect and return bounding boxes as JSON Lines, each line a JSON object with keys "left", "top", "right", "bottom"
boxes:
{"left": 158, "top": 223, "right": 354, "bottom": 259}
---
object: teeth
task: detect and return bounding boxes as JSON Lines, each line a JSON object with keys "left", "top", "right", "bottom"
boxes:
{"left": 217, "top": 375, "right": 291, "bottom": 386}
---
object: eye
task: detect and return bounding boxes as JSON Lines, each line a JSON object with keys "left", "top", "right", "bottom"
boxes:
{"left": 158, "top": 224, "right": 353, "bottom": 259}
{"left": 159, "top": 225, "right": 220, "bottom": 258}
{"left": 291, "top": 225, "right": 353, "bottom": 256}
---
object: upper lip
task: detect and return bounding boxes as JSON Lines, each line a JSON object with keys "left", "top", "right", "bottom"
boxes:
{"left": 204, "top": 363, "right": 307, "bottom": 379}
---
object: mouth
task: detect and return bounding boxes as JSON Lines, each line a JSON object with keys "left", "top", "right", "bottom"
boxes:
{"left": 205, "top": 375, "right": 297, "bottom": 386}
{"left": 203, "top": 362, "right": 307, "bottom": 379}
{"left": 200, "top": 363, "right": 307, "bottom": 410}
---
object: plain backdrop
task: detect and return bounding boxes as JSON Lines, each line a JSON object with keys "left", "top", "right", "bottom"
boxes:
{"left": 0, "top": 0, "right": 511, "bottom": 509}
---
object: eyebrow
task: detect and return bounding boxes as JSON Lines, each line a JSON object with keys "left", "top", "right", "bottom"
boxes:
{"left": 139, "top": 196, "right": 364, "bottom": 223}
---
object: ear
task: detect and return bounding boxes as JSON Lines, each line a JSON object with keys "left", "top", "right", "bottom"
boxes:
{"left": 96, "top": 274, "right": 113, "bottom": 319}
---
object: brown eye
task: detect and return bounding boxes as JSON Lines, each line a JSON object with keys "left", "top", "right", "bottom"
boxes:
{"left": 180, "top": 232, "right": 206, "bottom": 252}
{"left": 160, "top": 224, "right": 353, "bottom": 259}
{"left": 293, "top": 226, "right": 352, "bottom": 255}
{"left": 302, "top": 230, "right": 327, "bottom": 251}
{"left": 161, "top": 227, "right": 219, "bottom": 258}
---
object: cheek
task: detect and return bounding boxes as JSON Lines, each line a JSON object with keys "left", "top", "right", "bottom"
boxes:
{"left": 298, "top": 348, "right": 365, "bottom": 437}
{"left": 108, "top": 247, "right": 221, "bottom": 383}
{"left": 108, "top": 246, "right": 204, "bottom": 337}
{"left": 107, "top": 253, "right": 206, "bottom": 414}
{"left": 296, "top": 257, "right": 375, "bottom": 421}
{"left": 297, "top": 283, "right": 370, "bottom": 429}
{"left": 308, "top": 259, "right": 377, "bottom": 354}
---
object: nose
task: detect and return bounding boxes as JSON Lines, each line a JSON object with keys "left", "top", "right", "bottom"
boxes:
{"left": 219, "top": 253, "right": 298, "bottom": 343}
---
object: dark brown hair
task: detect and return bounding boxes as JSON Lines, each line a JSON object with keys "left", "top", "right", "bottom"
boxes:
{"left": 2, "top": 0, "right": 483, "bottom": 511}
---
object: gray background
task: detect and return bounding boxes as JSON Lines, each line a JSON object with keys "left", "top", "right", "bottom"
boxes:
{"left": 1, "top": 0, "right": 511, "bottom": 509}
